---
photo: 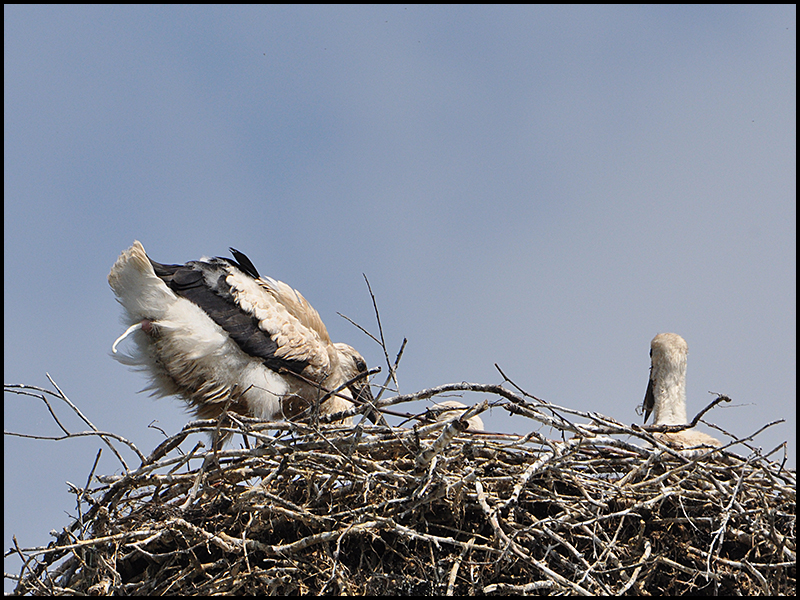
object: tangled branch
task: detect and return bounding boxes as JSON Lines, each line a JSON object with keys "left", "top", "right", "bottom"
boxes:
{"left": 4, "top": 375, "right": 795, "bottom": 596}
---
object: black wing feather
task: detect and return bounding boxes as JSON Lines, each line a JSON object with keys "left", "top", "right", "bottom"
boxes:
{"left": 229, "top": 248, "right": 260, "bottom": 279}
{"left": 149, "top": 256, "right": 307, "bottom": 375}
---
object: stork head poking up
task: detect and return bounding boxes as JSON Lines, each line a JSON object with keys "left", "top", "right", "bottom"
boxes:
{"left": 429, "top": 401, "right": 485, "bottom": 432}
{"left": 642, "top": 332, "right": 689, "bottom": 426}
{"left": 108, "top": 241, "right": 375, "bottom": 428}
{"left": 642, "top": 332, "right": 722, "bottom": 449}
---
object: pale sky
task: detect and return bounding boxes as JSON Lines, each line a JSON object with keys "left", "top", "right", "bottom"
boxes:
{"left": 4, "top": 5, "right": 795, "bottom": 588}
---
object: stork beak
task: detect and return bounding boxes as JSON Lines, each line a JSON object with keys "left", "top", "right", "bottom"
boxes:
{"left": 351, "top": 380, "right": 379, "bottom": 424}
{"left": 642, "top": 376, "right": 654, "bottom": 423}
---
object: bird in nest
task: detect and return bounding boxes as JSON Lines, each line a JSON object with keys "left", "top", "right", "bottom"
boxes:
{"left": 108, "top": 241, "right": 376, "bottom": 427}
{"left": 643, "top": 332, "right": 722, "bottom": 449}
{"left": 428, "top": 401, "right": 485, "bottom": 432}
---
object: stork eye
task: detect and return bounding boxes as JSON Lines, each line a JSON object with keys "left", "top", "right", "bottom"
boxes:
{"left": 355, "top": 358, "right": 367, "bottom": 372}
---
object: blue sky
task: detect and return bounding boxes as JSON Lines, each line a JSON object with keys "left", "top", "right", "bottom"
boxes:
{"left": 4, "top": 5, "right": 795, "bottom": 586}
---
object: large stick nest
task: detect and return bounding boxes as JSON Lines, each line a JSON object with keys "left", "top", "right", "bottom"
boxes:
{"left": 5, "top": 380, "right": 796, "bottom": 596}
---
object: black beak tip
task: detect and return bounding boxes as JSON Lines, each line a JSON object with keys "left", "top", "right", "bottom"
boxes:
{"left": 353, "top": 383, "right": 379, "bottom": 424}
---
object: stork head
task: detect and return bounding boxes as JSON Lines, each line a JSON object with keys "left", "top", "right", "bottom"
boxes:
{"left": 430, "top": 400, "right": 485, "bottom": 431}
{"left": 333, "top": 342, "right": 375, "bottom": 411}
{"left": 643, "top": 332, "right": 689, "bottom": 425}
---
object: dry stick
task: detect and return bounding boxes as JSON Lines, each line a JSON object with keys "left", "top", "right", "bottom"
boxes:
{"left": 339, "top": 276, "right": 403, "bottom": 423}
{"left": 617, "top": 539, "right": 652, "bottom": 595}
{"left": 336, "top": 311, "right": 381, "bottom": 346}
{"left": 690, "top": 393, "right": 732, "bottom": 427}
{"left": 446, "top": 536, "right": 476, "bottom": 596}
{"left": 493, "top": 365, "right": 618, "bottom": 433}
{"left": 10, "top": 536, "right": 46, "bottom": 596}
{"left": 706, "top": 454, "right": 754, "bottom": 574}
{"left": 495, "top": 362, "right": 547, "bottom": 402}
{"left": 483, "top": 580, "right": 558, "bottom": 594}
{"left": 474, "top": 479, "right": 594, "bottom": 596}
{"left": 373, "top": 381, "right": 523, "bottom": 409}
{"left": 144, "top": 430, "right": 190, "bottom": 465}
{"left": 4, "top": 380, "right": 144, "bottom": 468}
{"left": 47, "top": 374, "right": 134, "bottom": 469}
{"left": 635, "top": 394, "right": 740, "bottom": 441}
{"left": 5, "top": 384, "right": 71, "bottom": 435}
{"left": 374, "top": 337, "right": 407, "bottom": 402}
{"left": 74, "top": 448, "right": 104, "bottom": 533}
{"left": 722, "top": 419, "right": 787, "bottom": 457}
{"left": 363, "top": 273, "right": 398, "bottom": 393}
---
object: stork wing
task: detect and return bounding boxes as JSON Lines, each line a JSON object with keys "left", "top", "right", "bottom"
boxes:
{"left": 256, "top": 276, "right": 332, "bottom": 343}
{"left": 224, "top": 268, "right": 332, "bottom": 374}
{"left": 151, "top": 254, "right": 332, "bottom": 378}
{"left": 229, "top": 248, "right": 332, "bottom": 345}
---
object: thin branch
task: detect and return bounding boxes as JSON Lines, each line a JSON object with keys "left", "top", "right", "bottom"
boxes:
{"left": 689, "top": 393, "right": 732, "bottom": 427}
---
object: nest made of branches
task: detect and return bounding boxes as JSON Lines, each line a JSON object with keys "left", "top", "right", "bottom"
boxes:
{"left": 5, "top": 380, "right": 796, "bottom": 596}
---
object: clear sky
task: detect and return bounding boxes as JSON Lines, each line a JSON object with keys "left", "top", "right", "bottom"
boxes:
{"left": 4, "top": 5, "right": 795, "bottom": 587}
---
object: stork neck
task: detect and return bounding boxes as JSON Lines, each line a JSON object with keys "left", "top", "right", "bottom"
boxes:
{"left": 653, "top": 376, "right": 688, "bottom": 425}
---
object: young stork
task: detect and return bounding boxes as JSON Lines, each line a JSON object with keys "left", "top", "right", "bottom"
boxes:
{"left": 429, "top": 401, "right": 485, "bottom": 432}
{"left": 643, "top": 333, "right": 722, "bottom": 449}
{"left": 108, "top": 241, "right": 375, "bottom": 427}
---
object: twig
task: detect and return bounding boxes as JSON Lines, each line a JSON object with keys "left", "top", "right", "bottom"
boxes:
{"left": 689, "top": 393, "right": 731, "bottom": 427}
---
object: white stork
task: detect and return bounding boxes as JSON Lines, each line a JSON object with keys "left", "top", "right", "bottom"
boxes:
{"left": 429, "top": 401, "right": 485, "bottom": 431}
{"left": 643, "top": 333, "right": 722, "bottom": 448}
{"left": 108, "top": 241, "right": 375, "bottom": 427}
